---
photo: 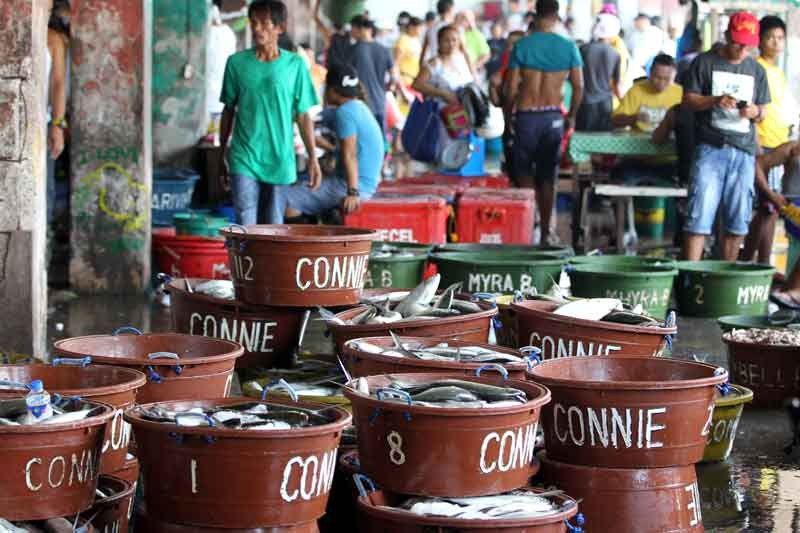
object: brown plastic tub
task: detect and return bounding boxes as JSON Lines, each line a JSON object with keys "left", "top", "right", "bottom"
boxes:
{"left": 342, "top": 336, "right": 531, "bottom": 379}
{"left": 540, "top": 453, "right": 703, "bottom": 533}
{"left": 0, "top": 364, "right": 145, "bottom": 474}
{"left": 83, "top": 475, "right": 135, "bottom": 533}
{"left": 330, "top": 303, "right": 498, "bottom": 356}
{"left": 528, "top": 357, "right": 727, "bottom": 468}
{"left": 512, "top": 300, "right": 676, "bottom": 359}
{"left": 135, "top": 503, "right": 319, "bottom": 532}
{"left": 0, "top": 399, "right": 114, "bottom": 521}
{"left": 220, "top": 224, "right": 376, "bottom": 307}
{"left": 343, "top": 372, "right": 550, "bottom": 497}
{"left": 723, "top": 335, "right": 800, "bottom": 408}
{"left": 168, "top": 278, "right": 306, "bottom": 369}
{"left": 53, "top": 332, "right": 244, "bottom": 404}
{"left": 356, "top": 486, "right": 579, "bottom": 533}
{"left": 319, "top": 449, "right": 361, "bottom": 533}
{"left": 113, "top": 454, "right": 140, "bottom": 486}
{"left": 125, "top": 397, "right": 351, "bottom": 529}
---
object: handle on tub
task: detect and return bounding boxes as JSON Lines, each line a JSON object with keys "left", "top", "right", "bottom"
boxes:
{"left": 475, "top": 363, "right": 509, "bottom": 380}
{"left": 714, "top": 367, "right": 732, "bottom": 395}
{"left": 113, "top": 326, "right": 142, "bottom": 336}
{"left": 148, "top": 352, "right": 183, "bottom": 375}
{"left": 520, "top": 346, "right": 542, "bottom": 370}
{"left": 261, "top": 378, "right": 299, "bottom": 402}
{"left": 565, "top": 513, "right": 586, "bottom": 533}
{"left": 375, "top": 388, "right": 413, "bottom": 422}
{"left": 227, "top": 224, "right": 248, "bottom": 234}
{"left": 471, "top": 292, "right": 497, "bottom": 307}
{"left": 52, "top": 356, "right": 92, "bottom": 367}
{"left": 353, "top": 473, "right": 377, "bottom": 497}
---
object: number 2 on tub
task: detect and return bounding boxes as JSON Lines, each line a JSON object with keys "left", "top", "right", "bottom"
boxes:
{"left": 694, "top": 285, "right": 704, "bottom": 305}
{"left": 701, "top": 404, "right": 714, "bottom": 437}
{"left": 233, "top": 255, "right": 254, "bottom": 281}
{"left": 387, "top": 431, "right": 406, "bottom": 465}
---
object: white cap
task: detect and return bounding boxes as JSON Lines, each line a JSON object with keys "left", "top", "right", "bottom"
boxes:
{"left": 593, "top": 13, "right": 621, "bottom": 40}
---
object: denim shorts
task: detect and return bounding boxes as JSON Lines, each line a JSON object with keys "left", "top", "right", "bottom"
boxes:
{"left": 684, "top": 144, "right": 755, "bottom": 236}
{"left": 510, "top": 110, "right": 564, "bottom": 184}
{"left": 269, "top": 177, "right": 374, "bottom": 224}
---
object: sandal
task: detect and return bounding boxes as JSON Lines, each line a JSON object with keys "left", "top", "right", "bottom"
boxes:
{"left": 770, "top": 291, "right": 800, "bottom": 311}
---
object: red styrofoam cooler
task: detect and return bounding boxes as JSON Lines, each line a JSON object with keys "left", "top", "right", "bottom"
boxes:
{"left": 344, "top": 196, "right": 450, "bottom": 243}
{"left": 456, "top": 188, "right": 536, "bottom": 244}
{"left": 392, "top": 173, "right": 510, "bottom": 191}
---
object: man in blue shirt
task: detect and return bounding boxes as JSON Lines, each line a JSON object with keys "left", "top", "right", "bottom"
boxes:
{"left": 504, "top": 0, "right": 583, "bottom": 245}
{"left": 269, "top": 65, "right": 384, "bottom": 223}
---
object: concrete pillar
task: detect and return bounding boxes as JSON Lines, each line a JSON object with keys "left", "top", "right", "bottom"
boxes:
{"left": 152, "top": 0, "right": 209, "bottom": 168}
{"left": 70, "top": 0, "right": 152, "bottom": 292}
{"left": 0, "top": 0, "right": 49, "bottom": 359}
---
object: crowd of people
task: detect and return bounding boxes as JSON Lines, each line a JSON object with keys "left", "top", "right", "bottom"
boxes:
{"left": 218, "top": 0, "right": 800, "bottom": 307}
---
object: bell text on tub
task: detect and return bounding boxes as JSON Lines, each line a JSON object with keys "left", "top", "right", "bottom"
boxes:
{"left": 295, "top": 255, "right": 368, "bottom": 291}
{"left": 529, "top": 332, "right": 623, "bottom": 359}
{"left": 25, "top": 448, "right": 100, "bottom": 492}
{"left": 189, "top": 313, "right": 277, "bottom": 353}
{"left": 552, "top": 404, "right": 668, "bottom": 449}
{"left": 732, "top": 360, "right": 800, "bottom": 389}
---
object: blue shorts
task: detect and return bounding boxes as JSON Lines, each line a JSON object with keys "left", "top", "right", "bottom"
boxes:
{"left": 510, "top": 110, "right": 564, "bottom": 184}
{"left": 684, "top": 144, "right": 755, "bottom": 236}
{"left": 268, "top": 177, "right": 374, "bottom": 224}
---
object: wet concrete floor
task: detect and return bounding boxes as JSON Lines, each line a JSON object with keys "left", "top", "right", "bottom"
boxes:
{"left": 46, "top": 294, "right": 800, "bottom": 532}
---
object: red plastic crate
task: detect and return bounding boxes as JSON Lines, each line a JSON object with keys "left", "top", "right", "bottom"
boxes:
{"left": 456, "top": 188, "right": 536, "bottom": 244}
{"left": 393, "top": 173, "right": 510, "bottom": 191}
{"left": 376, "top": 184, "right": 459, "bottom": 204}
{"left": 344, "top": 196, "right": 450, "bottom": 244}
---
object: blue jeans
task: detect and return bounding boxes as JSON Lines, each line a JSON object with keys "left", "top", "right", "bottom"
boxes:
{"left": 231, "top": 174, "right": 275, "bottom": 225}
{"left": 269, "top": 177, "right": 374, "bottom": 224}
{"left": 685, "top": 144, "right": 755, "bottom": 236}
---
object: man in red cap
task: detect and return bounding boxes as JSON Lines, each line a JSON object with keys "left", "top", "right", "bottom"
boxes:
{"left": 681, "top": 11, "right": 770, "bottom": 261}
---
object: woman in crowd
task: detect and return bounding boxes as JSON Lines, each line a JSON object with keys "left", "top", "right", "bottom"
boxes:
{"left": 412, "top": 25, "right": 475, "bottom": 103}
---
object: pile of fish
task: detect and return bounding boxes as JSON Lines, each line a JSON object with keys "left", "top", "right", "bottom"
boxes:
{"left": 355, "top": 377, "right": 528, "bottom": 408}
{"left": 243, "top": 360, "right": 347, "bottom": 400}
{"left": 370, "top": 244, "right": 423, "bottom": 260}
{"left": 0, "top": 397, "right": 102, "bottom": 426}
{"left": 190, "top": 279, "right": 235, "bottom": 300}
{"left": 347, "top": 334, "right": 525, "bottom": 365}
{"left": 550, "top": 297, "right": 666, "bottom": 327}
{"left": 320, "top": 274, "right": 484, "bottom": 326}
{"left": 137, "top": 401, "right": 336, "bottom": 430}
{"left": 389, "top": 491, "right": 562, "bottom": 520}
{"left": 726, "top": 328, "right": 800, "bottom": 346}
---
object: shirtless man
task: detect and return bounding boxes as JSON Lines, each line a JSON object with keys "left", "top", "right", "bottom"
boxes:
{"left": 504, "top": 0, "right": 584, "bottom": 245}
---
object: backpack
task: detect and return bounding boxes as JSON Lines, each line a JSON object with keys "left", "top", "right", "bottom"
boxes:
{"left": 401, "top": 97, "right": 443, "bottom": 163}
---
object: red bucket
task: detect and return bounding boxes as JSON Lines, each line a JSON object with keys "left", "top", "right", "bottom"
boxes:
{"left": 153, "top": 227, "right": 230, "bottom": 280}
{"left": 82, "top": 475, "right": 136, "bottom": 533}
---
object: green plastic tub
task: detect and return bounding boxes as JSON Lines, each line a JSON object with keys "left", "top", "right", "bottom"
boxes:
{"left": 569, "top": 254, "right": 676, "bottom": 268}
{"left": 430, "top": 251, "right": 566, "bottom": 295}
{"left": 364, "top": 252, "right": 428, "bottom": 290}
{"left": 173, "top": 212, "right": 229, "bottom": 237}
{"left": 434, "top": 243, "right": 574, "bottom": 259}
{"left": 702, "top": 384, "right": 753, "bottom": 463}
{"left": 568, "top": 263, "right": 678, "bottom": 319}
{"left": 676, "top": 261, "right": 775, "bottom": 318}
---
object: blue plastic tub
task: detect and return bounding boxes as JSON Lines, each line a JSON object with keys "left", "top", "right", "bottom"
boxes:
{"left": 152, "top": 168, "right": 200, "bottom": 226}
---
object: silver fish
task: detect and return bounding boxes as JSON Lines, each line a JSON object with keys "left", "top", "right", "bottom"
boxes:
{"left": 450, "top": 300, "right": 483, "bottom": 314}
{"left": 317, "top": 306, "right": 346, "bottom": 325}
{"left": 411, "top": 386, "right": 480, "bottom": 403}
{"left": 395, "top": 274, "right": 440, "bottom": 317}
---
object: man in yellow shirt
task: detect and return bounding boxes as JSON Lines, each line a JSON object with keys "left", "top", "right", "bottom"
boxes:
{"left": 610, "top": 54, "right": 682, "bottom": 184}
{"left": 743, "top": 16, "right": 795, "bottom": 263}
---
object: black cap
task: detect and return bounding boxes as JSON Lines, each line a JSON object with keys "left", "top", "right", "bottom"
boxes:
{"left": 326, "top": 65, "right": 361, "bottom": 97}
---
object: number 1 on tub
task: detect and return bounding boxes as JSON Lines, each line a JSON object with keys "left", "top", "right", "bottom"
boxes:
{"left": 191, "top": 458, "right": 199, "bottom": 494}
{"left": 233, "top": 255, "right": 254, "bottom": 281}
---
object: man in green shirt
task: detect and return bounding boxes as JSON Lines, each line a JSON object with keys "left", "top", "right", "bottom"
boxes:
{"left": 219, "top": 0, "right": 321, "bottom": 225}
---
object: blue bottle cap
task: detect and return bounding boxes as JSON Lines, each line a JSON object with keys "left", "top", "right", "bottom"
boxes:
{"left": 29, "top": 379, "right": 43, "bottom": 393}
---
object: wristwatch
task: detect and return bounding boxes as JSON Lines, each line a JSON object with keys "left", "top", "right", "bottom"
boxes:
{"left": 51, "top": 117, "right": 68, "bottom": 129}
{"left": 347, "top": 187, "right": 359, "bottom": 197}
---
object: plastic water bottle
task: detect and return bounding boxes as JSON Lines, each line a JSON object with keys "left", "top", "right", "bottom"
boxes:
{"left": 24, "top": 379, "right": 53, "bottom": 424}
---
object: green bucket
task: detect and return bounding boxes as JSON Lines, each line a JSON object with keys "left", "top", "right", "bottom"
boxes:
{"left": 702, "top": 384, "right": 753, "bottom": 463}
{"left": 365, "top": 244, "right": 429, "bottom": 290}
{"left": 717, "top": 315, "right": 784, "bottom": 332}
{"left": 430, "top": 252, "right": 566, "bottom": 295}
{"left": 173, "top": 212, "right": 229, "bottom": 237}
{"left": 634, "top": 197, "right": 666, "bottom": 239}
{"left": 568, "top": 263, "right": 678, "bottom": 318}
{"left": 676, "top": 261, "right": 775, "bottom": 318}
{"left": 324, "top": 0, "right": 366, "bottom": 26}
{"left": 569, "top": 254, "right": 676, "bottom": 268}
{"left": 435, "top": 243, "right": 574, "bottom": 259}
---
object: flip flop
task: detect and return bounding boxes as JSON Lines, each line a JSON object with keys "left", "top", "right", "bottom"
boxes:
{"left": 770, "top": 291, "right": 800, "bottom": 311}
